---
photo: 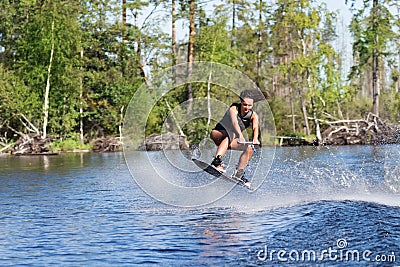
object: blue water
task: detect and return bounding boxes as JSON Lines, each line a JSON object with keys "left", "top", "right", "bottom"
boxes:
{"left": 0, "top": 146, "right": 399, "bottom": 266}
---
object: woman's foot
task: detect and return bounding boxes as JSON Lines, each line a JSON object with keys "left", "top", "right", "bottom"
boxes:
{"left": 231, "top": 169, "right": 249, "bottom": 183}
{"left": 211, "top": 155, "right": 226, "bottom": 173}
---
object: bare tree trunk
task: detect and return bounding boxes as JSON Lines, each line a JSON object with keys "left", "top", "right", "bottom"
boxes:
{"left": 231, "top": 0, "right": 236, "bottom": 48}
{"left": 122, "top": 0, "right": 127, "bottom": 42}
{"left": 133, "top": 10, "right": 152, "bottom": 90}
{"left": 290, "top": 90, "right": 296, "bottom": 133}
{"left": 79, "top": 48, "right": 84, "bottom": 144}
{"left": 42, "top": 19, "right": 55, "bottom": 140}
{"left": 311, "top": 97, "right": 322, "bottom": 144}
{"left": 172, "top": 0, "right": 177, "bottom": 66}
{"left": 372, "top": 52, "right": 380, "bottom": 116}
{"left": 256, "top": 0, "right": 262, "bottom": 88}
{"left": 119, "top": 106, "right": 124, "bottom": 141}
{"left": 397, "top": 5, "right": 400, "bottom": 93}
{"left": 301, "top": 98, "right": 310, "bottom": 135}
{"left": 271, "top": 56, "right": 277, "bottom": 95}
{"left": 139, "top": 61, "right": 152, "bottom": 90}
{"left": 397, "top": 6, "right": 400, "bottom": 93}
{"left": 78, "top": 1, "right": 84, "bottom": 144}
{"left": 397, "top": 39, "right": 400, "bottom": 93}
{"left": 337, "top": 100, "right": 344, "bottom": 120}
{"left": 207, "top": 64, "right": 212, "bottom": 130}
{"left": 122, "top": 0, "right": 126, "bottom": 25}
{"left": 187, "top": 0, "right": 195, "bottom": 112}
{"left": 298, "top": 27, "right": 311, "bottom": 136}
{"left": 352, "top": 50, "right": 360, "bottom": 99}
{"left": 165, "top": 100, "right": 185, "bottom": 136}
{"left": 171, "top": 0, "right": 177, "bottom": 83}
{"left": 62, "top": 94, "right": 67, "bottom": 138}
{"left": 372, "top": 0, "right": 380, "bottom": 116}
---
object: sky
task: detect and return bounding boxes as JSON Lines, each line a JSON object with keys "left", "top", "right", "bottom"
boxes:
{"left": 324, "top": 1, "right": 354, "bottom": 74}
{"left": 136, "top": 1, "right": 354, "bottom": 37}
{"left": 325, "top": 0, "right": 352, "bottom": 16}
{"left": 135, "top": 0, "right": 357, "bottom": 75}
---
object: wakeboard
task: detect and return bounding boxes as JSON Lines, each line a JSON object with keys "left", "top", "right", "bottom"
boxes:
{"left": 192, "top": 158, "right": 252, "bottom": 190}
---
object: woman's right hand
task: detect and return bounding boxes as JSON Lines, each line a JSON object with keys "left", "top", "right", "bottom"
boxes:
{"left": 238, "top": 135, "right": 246, "bottom": 144}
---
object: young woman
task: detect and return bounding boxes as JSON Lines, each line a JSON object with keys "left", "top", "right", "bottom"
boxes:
{"left": 210, "top": 90, "right": 259, "bottom": 183}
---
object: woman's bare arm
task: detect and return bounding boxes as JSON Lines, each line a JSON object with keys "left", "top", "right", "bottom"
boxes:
{"left": 229, "top": 106, "right": 245, "bottom": 142}
{"left": 251, "top": 112, "right": 259, "bottom": 144}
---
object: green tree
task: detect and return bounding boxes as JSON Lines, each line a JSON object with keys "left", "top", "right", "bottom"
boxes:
{"left": 0, "top": 63, "right": 41, "bottom": 140}
{"left": 347, "top": 0, "right": 396, "bottom": 118}
{"left": 80, "top": 0, "right": 164, "bottom": 138}
{"left": 4, "top": 1, "right": 83, "bottom": 139}
{"left": 269, "top": 0, "right": 338, "bottom": 137}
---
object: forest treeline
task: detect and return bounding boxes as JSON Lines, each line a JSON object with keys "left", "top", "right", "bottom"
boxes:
{"left": 1, "top": 0, "right": 400, "bottom": 151}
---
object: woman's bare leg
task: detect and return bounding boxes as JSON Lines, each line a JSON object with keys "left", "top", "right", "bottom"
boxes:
{"left": 210, "top": 130, "right": 229, "bottom": 158}
{"left": 229, "top": 139, "right": 253, "bottom": 171}
{"left": 237, "top": 146, "right": 253, "bottom": 170}
{"left": 210, "top": 131, "right": 254, "bottom": 173}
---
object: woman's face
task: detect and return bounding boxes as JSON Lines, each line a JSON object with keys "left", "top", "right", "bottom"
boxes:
{"left": 240, "top": 97, "right": 254, "bottom": 115}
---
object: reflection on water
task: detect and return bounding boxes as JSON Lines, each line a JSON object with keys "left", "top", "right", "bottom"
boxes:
{"left": 0, "top": 146, "right": 399, "bottom": 266}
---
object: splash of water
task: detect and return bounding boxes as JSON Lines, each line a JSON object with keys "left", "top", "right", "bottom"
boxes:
{"left": 126, "top": 146, "right": 400, "bottom": 211}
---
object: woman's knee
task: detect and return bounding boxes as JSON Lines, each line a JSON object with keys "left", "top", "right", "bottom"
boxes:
{"left": 210, "top": 130, "right": 223, "bottom": 145}
{"left": 246, "top": 145, "right": 253, "bottom": 156}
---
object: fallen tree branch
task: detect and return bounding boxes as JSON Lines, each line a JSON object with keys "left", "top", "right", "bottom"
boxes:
{"left": 92, "top": 137, "right": 122, "bottom": 152}
{"left": 19, "top": 113, "right": 40, "bottom": 135}
{"left": 321, "top": 113, "right": 397, "bottom": 145}
{"left": 325, "top": 119, "right": 367, "bottom": 125}
{"left": 306, "top": 116, "right": 368, "bottom": 125}
{"left": 7, "top": 125, "right": 30, "bottom": 140}
{"left": 327, "top": 126, "right": 348, "bottom": 138}
{"left": 0, "top": 143, "right": 13, "bottom": 153}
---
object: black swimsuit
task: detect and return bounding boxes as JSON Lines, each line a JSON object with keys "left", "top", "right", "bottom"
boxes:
{"left": 214, "top": 103, "right": 253, "bottom": 138}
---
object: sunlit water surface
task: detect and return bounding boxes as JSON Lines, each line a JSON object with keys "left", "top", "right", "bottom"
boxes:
{"left": 0, "top": 145, "right": 399, "bottom": 266}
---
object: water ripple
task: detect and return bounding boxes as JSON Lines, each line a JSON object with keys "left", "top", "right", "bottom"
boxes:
{"left": 0, "top": 148, "right": 399, "bottom": 266}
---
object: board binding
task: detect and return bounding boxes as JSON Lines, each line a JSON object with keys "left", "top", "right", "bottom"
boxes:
{"left": 192, "top": 158, "right": 252, "bottom": 190}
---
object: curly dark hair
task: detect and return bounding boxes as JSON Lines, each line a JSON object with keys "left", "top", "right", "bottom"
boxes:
{"left": 239, "top": 90, "right": 254, "bottom": 100}
{"left": 239, "top": 89, "right": 269, "bottom": 102}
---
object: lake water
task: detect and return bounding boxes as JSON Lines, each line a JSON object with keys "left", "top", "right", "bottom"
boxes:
{"left": 0, "top": 145, "right": 399, "bottom": 266}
